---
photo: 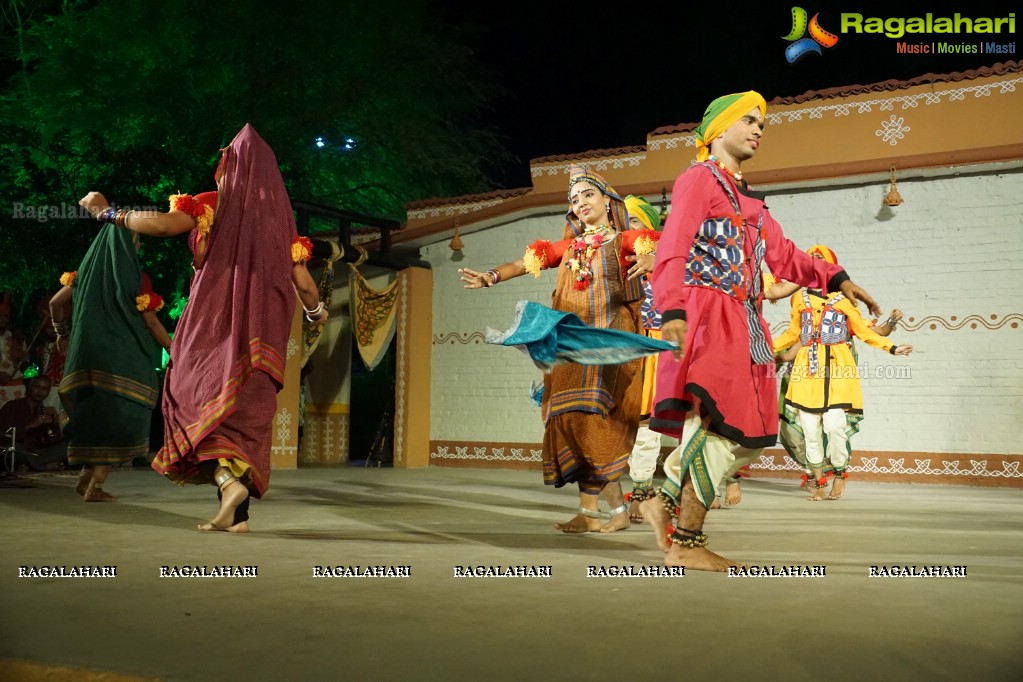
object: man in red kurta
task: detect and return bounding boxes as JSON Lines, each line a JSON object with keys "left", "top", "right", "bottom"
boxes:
{"left": 642, "top": 91, "right": 882, "bottom": 571}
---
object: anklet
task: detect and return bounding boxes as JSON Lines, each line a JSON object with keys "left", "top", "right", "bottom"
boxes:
{"left": 669, "top": 528, "right": 709, "bottom": 548}
{"left": 578, "top": 506, "right": 602, "bottom": 519}
{"left": 608, "top": 503, "right": 628, "bottom": 517}
{"left": 213, "top": 470, "right": 237, "bottom": 489}
{"left": 814, "top": 476, "right": 829, "bottom": 489}
{"left": 656, "top": 488, "right": 678, "bottom": 516}
{"left": 625, "top": 487, "right": 654, "bottom": 503}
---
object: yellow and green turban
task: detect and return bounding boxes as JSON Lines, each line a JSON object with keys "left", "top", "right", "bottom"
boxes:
{"left": 624, "top": 195, "right": 660, "bottom": 231}
{"left": 807, "top": 244, "right": 838, "bottom": 264}
{"left": 694, "top": 91, "right": 767, "bottom": 161}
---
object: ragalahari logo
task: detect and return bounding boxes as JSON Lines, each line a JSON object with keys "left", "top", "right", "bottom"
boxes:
{"left": 783, "top": 7, "right": 839, "bottom": 63}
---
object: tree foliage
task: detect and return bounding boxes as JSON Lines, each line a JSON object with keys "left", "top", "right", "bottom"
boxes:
{"left": 0, "top": 0, "right": 506, "bottom": 326}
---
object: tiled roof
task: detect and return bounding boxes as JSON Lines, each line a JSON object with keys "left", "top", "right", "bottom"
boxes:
{"left": 529, "top": 145, "right": 647, "bottom": 164}
{"left": 404, "top": 187, "right": 530, "bottom": 210}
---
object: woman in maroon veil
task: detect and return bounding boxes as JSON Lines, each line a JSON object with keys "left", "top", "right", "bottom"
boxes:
{"left": 79, "top": 124, "right": 327, "bottom": 532}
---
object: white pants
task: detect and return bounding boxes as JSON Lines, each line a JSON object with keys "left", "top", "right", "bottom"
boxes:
{"left": 796, "top": 408, "right": 850, "bottom": 471}
{"left": 662, "top": 412, "right": 760, "bottom": 509}
{"left": 628, "top": 425, "right": 661, "bottom": 487}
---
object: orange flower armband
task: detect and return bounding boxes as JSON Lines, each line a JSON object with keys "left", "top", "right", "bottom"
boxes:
{"left": 523, "top": 239, "right": 567, "bottom": 277}
{"left": 169, "top": 192, "right": 216, "bottom": 236}
{"left": 59, "top": 271, "right": 77, "bottom": 288}
{"left": 292, "top": 235, "right": 314, "bottom": 263}
{"left": 622, "top": 229, "right": 661, "bottom": 256}
{"left": 136, "top": 292, "right": 165, "bottom": 313}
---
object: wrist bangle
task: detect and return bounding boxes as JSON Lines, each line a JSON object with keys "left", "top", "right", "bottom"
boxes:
{"left": 97, "top": 206, "right": 116, "bottom": 223}
{"left": 302, "top": 301, "right": 323, "bottom": 316}
{"left": 485, "top": 269, "right": 501, "bottom": 287}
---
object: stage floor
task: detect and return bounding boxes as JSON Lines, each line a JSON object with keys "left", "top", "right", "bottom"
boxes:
{"left": 1, "top": 467, "right": 1021, "bottom": 681}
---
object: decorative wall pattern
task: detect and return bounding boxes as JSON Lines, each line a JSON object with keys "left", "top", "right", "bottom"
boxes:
{"left": 531, "top": 154, "right": 646, "bottom": 178}
{"left": 301, "top": 412, "right": 350, "bottom": 465}
{"left": 769, "top": 313, "right": 1022, "bottom": 337}
{"left": 429, "top": 441, "right": 1023, "bottom": 486}
{"left": 433, "top": 332, "right": 488, "bottom": 345}
{"left": 648, "top": 76, "right": 1023, "bottom": 151}
{"left": 407, "top": 198, "right": 506, "bottom": 221}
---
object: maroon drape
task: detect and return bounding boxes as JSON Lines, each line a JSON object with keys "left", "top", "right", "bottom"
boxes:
{"left": 153, "top": 124, "right": 296, "bottom": 495}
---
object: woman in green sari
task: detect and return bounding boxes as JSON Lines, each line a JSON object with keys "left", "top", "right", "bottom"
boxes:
{"left": 50, "top": 223, "right": 171, "bottom": 501}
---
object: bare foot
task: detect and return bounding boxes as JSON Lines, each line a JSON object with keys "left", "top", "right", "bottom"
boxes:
{"left": 554, "top": 513, "right": 601, "bottom": 533}
{"left": 83, "top": 489, "right": 116, "bottom": 502}
{"left": 808, "top": 485, "right": 827, "bottom": 502}
{"left": 599, "top": 509, "right": 631, "bottom": 533}
{"left": 75, "top": 470, "right": 90, "bottom": 496}
{"left": 725, "top": 480, "right": 742, "bottom": 506}
{"left": 709, "top": 498, "right": 721, "bottom": 509}
{"left": 827, "top": 476, "right": 847, "bottom": 500}
{"left": 199, "top": 480, "right": 249, "bottom": 531}
{"left": 664, "top": 544, "right": 743, "bottom": 572}
{"left": 639, "top": 497, "right": 672, "bottom": 551}
{"left": 226, "top": 521, "right": 250, "bottom": 533}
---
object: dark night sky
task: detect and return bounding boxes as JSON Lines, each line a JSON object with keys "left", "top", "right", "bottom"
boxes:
{"left": 436, "top": 0, "right": 1019, "bottom": 189}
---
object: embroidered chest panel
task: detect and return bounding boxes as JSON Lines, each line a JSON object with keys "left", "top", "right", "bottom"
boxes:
{"left": 683, "top": 215, "right": 746, "bottom": 297}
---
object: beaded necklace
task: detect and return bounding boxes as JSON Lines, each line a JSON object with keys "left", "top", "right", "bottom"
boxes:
{"left": 708, "top": 155, "right": 743, "bottom": 183}
{"left": 567, "top": 224, "right": 612, "bottom": 290}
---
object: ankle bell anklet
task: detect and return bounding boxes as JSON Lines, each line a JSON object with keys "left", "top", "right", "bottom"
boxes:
{"left": 625, "top": 487, "right": 654, "bottom": 503}
{"left": 669, "top": 527, "right": 709, "bottom": 548}
{"left": 656, "top": 489, "right": 678, "bottom": 516}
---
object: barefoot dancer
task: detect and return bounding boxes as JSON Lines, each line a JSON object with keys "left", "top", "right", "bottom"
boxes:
{"left": 641, "top": 91, "right": 883, "bottom": 570}
{"left": 78, "top": 124, "right": 326, "bottom": 532}
{"left": 52, "top": 228, "right": 171, "bottom": 502}
{"left": 772, "top": 245, "right": 912, "bottom": 500}
{"left": 460, "top": 167, "right": 660, "bottom": 534}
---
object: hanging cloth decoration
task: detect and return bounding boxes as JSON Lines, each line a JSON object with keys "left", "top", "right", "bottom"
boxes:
{"left": 348, "top": 245, "right": 400, "bottom": 370}
{"left": 302, "top": 239, "right": 344, "bottom": 366}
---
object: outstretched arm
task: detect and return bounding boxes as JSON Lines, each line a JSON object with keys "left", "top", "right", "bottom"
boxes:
{"left": 872, "top": 309, "right": 903, "bottom": 337}
{"left": 79, "top": 192, "right": 195, "bottom": 237}
{"left": 459, "top": 259, "right": 527, "bottom": 289}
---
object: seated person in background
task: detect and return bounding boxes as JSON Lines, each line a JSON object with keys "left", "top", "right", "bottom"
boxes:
{"left": 0, "top": 374, "right": 65, "bottom": 471}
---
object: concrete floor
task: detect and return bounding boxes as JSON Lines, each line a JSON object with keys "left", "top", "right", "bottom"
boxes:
{"left": 1, "top": 466, "right": 1021, "bottom": 682}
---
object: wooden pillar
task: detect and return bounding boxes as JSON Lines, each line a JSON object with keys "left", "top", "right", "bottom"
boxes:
{"left": 393, "top": 267, "right": 432, "bottom": 467}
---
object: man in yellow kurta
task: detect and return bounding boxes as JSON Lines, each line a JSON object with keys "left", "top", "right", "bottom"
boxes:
{"left": 773, "top": 245, "right": 913, "bottom": 500}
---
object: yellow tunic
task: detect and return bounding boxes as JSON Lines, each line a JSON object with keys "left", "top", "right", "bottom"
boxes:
{"left": 773, "top": 290, "right": 894, "bottom": 414}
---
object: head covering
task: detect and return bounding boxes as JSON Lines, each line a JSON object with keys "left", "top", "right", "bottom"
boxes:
{"left": 806, "top": 244, "right": 838, "bottom": 264}
{"left": 154, "top": 124, "right": 297, "bottom": 497}
{"left": 624, "top": 195, "right": 660, "bottom": 231}
{"left": 694, "top": 91, "right": 767, "bottom": 162}
{"left": 564, "top": 166, "right": 628, "bottom": 238}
